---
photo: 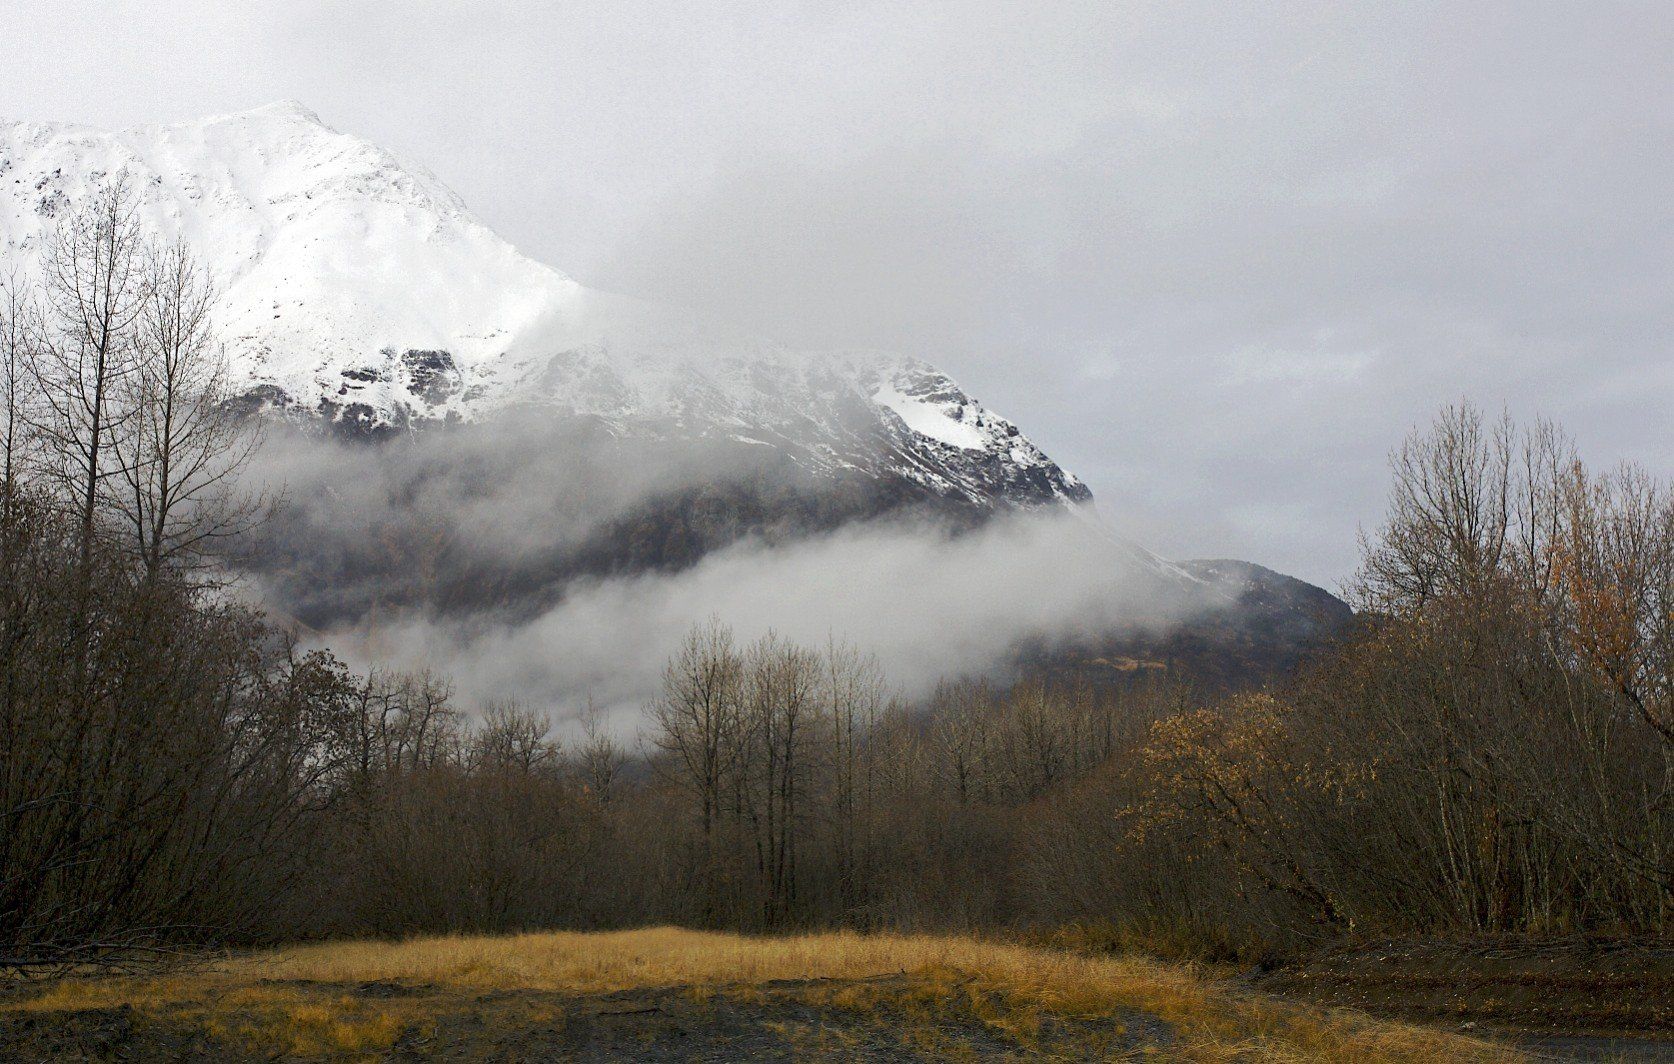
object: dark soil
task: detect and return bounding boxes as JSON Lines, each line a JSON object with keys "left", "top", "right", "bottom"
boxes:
{"left": 0, "top": 1003, "right": 225, "bottom": 1062}
{"left": 1255, "top": 936, "right": 1674, "bottom": 1061}
{"left": 0, "top": 974, "right": 1177, "bottom": 1061}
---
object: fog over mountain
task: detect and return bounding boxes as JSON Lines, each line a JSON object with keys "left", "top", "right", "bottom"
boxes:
{"left": 8, "top": 2, "right": 1671, "bottom": 589}
{"left": 2, "top": 103, "right": 1346, "bottom": 722}
{"left": 5, "top": 8, "right": 1671, "bottom": 1033}
{"left": 1, "top": 104, "right": 1086, "bottom": 508}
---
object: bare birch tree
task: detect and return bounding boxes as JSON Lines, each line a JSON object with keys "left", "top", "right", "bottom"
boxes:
{"left": 27, "top": 177, "right": 148, "bottom": 568}
{"left": 113, "top": 240, "right": 263, "bottom": 576}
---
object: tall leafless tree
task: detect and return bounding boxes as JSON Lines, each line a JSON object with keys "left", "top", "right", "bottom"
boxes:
{"left": 575, "top": 697, "right": 628, "bottom": 804}
{"left": 651, "top": 619, "right": 744, "bottom": 843}
{"left": 0, "top": 272, "right": 35, "bottom": 523}
{"left": 113, "top": 240, "right": 263, "bottom": 576}
{"left": 27, "top": 177, "right": 149, "bottom": 569}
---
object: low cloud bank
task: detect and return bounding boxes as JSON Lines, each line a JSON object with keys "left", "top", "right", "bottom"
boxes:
{"left": 241, "top": 411, "right": 837, "bottom": 625}
{"left": 239, "top": 412, "right": 1214, "bottom": 735}
{"left": 316, "top": 508, "right": 1207, "bottom": 735}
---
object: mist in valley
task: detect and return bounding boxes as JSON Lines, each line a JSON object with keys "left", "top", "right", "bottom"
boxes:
{"left": 237, "top": 413, "right": 1212, "bottom": 733}
{"left": 6, "top": 7, "right": 1673, "bottom": 1054}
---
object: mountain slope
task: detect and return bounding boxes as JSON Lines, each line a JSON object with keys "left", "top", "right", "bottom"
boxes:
{"left": 1016, "top": 557, "right": 1353, "bottom": 689}
{"left": 0, "top": 102, "right": 1086, "bottom": 509}
{"left": 1, "top": 103, "right": 1352, "bottom": 689}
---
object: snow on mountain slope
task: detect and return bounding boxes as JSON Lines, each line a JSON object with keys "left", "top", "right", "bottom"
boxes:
{"left": 0, "top": 102, "right": 1087, "bottom": 508}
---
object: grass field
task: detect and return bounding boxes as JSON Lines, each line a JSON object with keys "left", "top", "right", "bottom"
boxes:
{"left": 0, "top": 927, "right": 1524, "bottom": 1061}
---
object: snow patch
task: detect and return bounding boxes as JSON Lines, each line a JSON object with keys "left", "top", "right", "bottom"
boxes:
{"left": 873, "top": 382, "right": 986, "bottom": 450}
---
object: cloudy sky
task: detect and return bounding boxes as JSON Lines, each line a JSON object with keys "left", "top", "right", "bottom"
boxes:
{"left": 9, "top": 1, "right": 1671, "bottom": 587}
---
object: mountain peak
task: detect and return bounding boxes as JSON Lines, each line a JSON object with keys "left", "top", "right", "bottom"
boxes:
{"left": 229, "top": 99, "right": 326, "bottom": 126}
{"left": 0, "top": 105, "right": 1089, "bottom": 511}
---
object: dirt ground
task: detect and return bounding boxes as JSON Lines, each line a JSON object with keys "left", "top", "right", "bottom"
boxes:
{"left": 0, "top": 973, "right": 1177, "bottom": 1062}
{"left": 1254, "top": 937, "right": 1674, "bottom": 1062}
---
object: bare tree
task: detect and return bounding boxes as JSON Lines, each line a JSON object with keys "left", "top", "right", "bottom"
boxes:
{"left": 650, "top": 619, "right": 744, "bottom": 842}
{"left": 1354, "top": 402, "right": 1516, "bottom": 612}
{"left": 27, "top": 177, "right": 149, "bottom": 568}
{"left": 824, "top": 639, "right": 885, "bottom": 913}
{"left": 575, "top": 697, "right": 627, "bottom": 803}
{"left": 113, "top": 240, "right": 263, "bottom": 576}
{"left": 930, "top": 680, "right": 992, "bottom": 806}
{"left": 737, "top": 634, "right": 821, "bottom": 926}
{"left": 0, "top": 272, "right": 35, "bottom": 521}
{"left": 473, "top": 699, "right": 558, "bottom": 775}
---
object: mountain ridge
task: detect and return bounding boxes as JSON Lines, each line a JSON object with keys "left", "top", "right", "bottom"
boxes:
{"left": 1, "top": 102, "right": 1352, "bottom": 688}
{"left": 0, "top": 102, "right": 1088, "bottom": 510}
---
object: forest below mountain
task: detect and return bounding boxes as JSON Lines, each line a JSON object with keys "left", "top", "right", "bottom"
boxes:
{"left": 1, "top": 176, "right": 1671, "bottom": 1060}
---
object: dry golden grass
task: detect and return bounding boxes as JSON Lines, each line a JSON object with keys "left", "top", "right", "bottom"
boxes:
{"left": 5, "top": 927, "right": 1523, "bottom": 1061}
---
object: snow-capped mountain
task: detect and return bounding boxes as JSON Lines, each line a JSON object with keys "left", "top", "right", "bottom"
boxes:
{"left": 0, "top": 102, "right": 1353, "bottom": 687}
{"left": 0, "top": 102, "right": 1087, "bottom": 509}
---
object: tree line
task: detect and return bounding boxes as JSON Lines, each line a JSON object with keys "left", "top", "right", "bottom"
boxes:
{"left": 2, "top": 179, "right": 1669, "bottom": 970}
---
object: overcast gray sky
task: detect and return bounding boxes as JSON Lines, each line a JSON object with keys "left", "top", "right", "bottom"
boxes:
{"left": 9, "top": 1, "right": 1672, "bottom": 588}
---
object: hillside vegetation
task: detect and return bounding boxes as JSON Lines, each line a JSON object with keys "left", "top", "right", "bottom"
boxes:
{"left": 0, "top": 178, "right": 1670, "bottom": 1055}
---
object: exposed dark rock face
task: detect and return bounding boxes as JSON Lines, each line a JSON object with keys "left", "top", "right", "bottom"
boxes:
{"left": 224, "top": 383, "right": 293, "bottom": 422}
{"left": 314, "top": 396, "right": 405, "bottom": 441}
{"left": 400, "top": 349, "right": 463, "bottom": 405}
